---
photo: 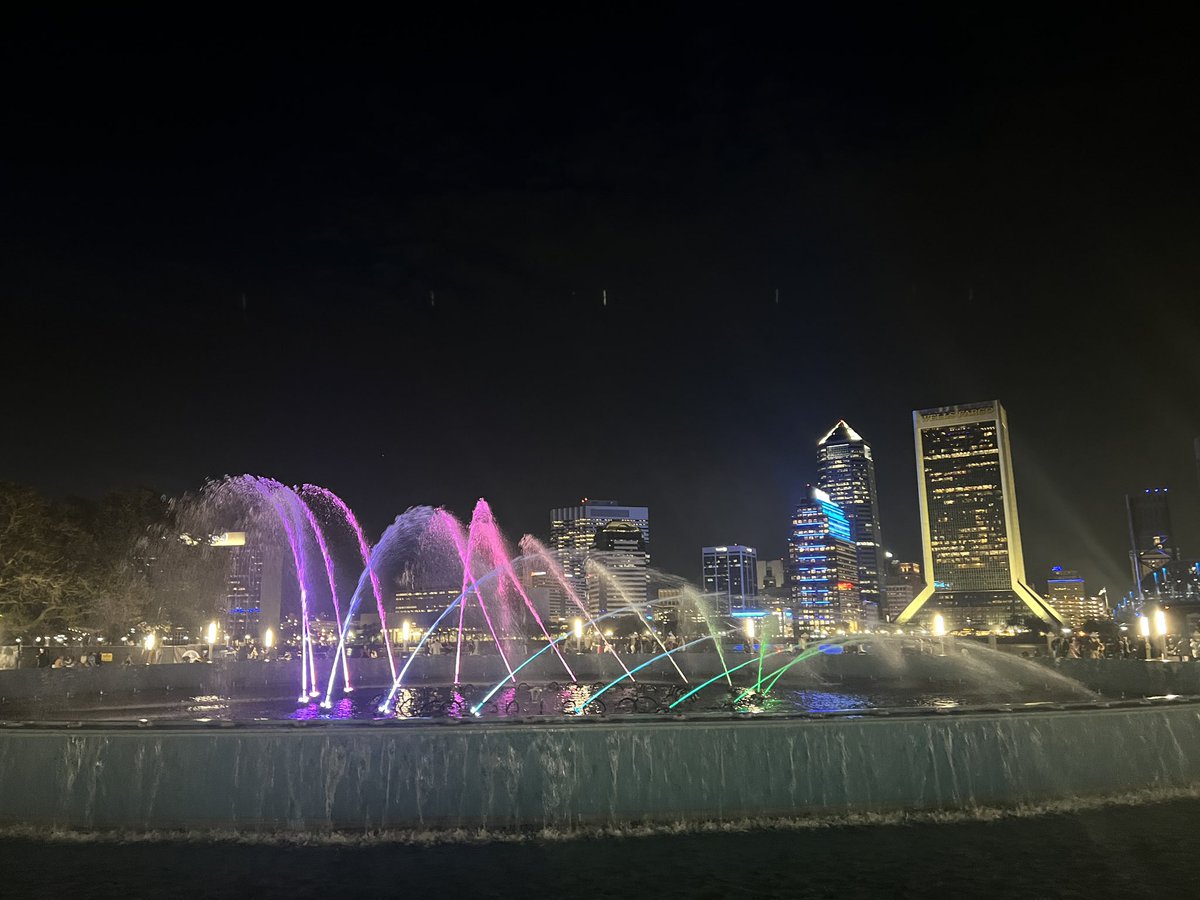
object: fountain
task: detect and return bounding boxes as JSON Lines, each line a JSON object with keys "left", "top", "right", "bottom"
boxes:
{"left": 1, "top": 475, "right": 1199, "bottom": 834}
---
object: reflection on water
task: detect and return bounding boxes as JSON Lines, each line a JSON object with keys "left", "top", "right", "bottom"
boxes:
{"left": 2, "top": 678, "right": 1087, "bottom": 723}
{"left": 185, "top": 695, "right": 231, "bottom": 716}
{"left": 292, "top": 698, "right": 356, "bottom": 720}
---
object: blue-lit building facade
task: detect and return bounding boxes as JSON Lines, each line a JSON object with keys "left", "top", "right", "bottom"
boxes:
{"left": 701, "top": 545, "right": 759, "bottom": 615}
{"left": 788, "top": 488, "right": 860, "bottom": 629}
{"left": 816, "top": 420, "right": 886, "bottom": 621}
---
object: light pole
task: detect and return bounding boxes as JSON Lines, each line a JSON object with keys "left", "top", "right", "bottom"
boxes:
{"left": 401, "top": 620, "right": 411, "bottom": 656}
{"left": 143, "top": 632, "right": 156, "bottom": 665}
{"left": 263, "top": 628, "right": 275, "bottom": 660}
{"left": 1139, "top": 615, "right": 1152, "bottom": 660}
{"left": 573, "top": 618, "right": 583, "bottom": 653}
{"left": 1154, "top": 608, "right": 1168, "bottom": 659}
{"left": 206, "top": 620, "right": 218, "bottom": 663}
{"left": 932, "top": 613, "right": 946, "bottom": 656}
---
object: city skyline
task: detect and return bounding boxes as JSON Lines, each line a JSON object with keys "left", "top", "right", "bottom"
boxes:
{"left": 3, "top": 398, "right": 1197, "bottom": 606}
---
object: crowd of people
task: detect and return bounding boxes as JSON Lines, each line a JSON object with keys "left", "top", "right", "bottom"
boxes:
{"left": 37, "top": 648, "right": 105, "bottom": 668}
{"left": 411, "top": 632, "right": 692, "bottom": 658}
{"left": 25, "top": 628, "right": 1200, "bottom": 668}
{"left": 1041, "top": 631, "right": 1200, "bottom": 661}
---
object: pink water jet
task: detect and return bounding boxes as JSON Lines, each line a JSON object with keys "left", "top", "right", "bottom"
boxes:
{"left": 466, "top": 499, "right": 575, "bottom": 682}
{"left": 303, "top": 485, "right": 399, "bottom": 704}
{"left": 429, "top": 509, "right": 516, "bottom": 686}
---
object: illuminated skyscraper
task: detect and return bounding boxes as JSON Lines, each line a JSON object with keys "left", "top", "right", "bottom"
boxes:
{"left": 550, "top": 500, "right": 649, "bottom": 619}
{"left": 895, "top": 401, "right": 1062, "bottom": 629}
{"left": 701, "top": 545, "right": 759, "bottom": 614}
{"left": 816, "top": 420, "right": 886, "bottom": 620}
{"left": 788, "top": 488, "right": 860, "bottom": 628}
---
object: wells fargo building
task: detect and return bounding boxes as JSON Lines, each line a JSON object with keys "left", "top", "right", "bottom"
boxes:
{"left": 896, "top": 401, "right": 1062, "bottom": 629}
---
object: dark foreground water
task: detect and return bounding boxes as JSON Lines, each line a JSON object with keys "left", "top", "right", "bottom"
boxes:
{"left": 1, "top": 797, "right": 1194, "bottom": 898}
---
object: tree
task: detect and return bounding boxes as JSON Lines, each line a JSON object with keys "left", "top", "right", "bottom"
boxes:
{"left": 66, "top": 489, "right": 166, "bottom": 637}
{"left": 0, "top": 482, "right": 92, "bottom": 637}
{"left": 0, "top": 482, "right": 239, "bottom": 641}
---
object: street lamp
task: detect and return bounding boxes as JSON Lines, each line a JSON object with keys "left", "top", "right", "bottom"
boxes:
{"left": 401, "top": 620, "right": 411, "bottom": 655}
{"left": 143, "top": 632, "right": 156, "bottom": 664}
{"left": 264, "top": 628, "right": 275, "bottom": 655}
{"left": 745, "top": 617, "right": 756, "bottom": 642}
{"left": 932, "top": 613, "right": 946, "bottom": 655}
{"left": 573, "top": 618, "right": 583, "bottom": 652}
{"left": 1139, "top": 615, "right": 1152, "bottom": 660}
{"left": 1154, "top": 609, "right": 1168, "bottom": 658}
{"left": 206, "top": 620, "right": 218, "bottom": 663}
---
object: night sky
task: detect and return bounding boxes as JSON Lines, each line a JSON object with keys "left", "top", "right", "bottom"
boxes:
{"left": 3, "top": 11, "right": 1199, "bottom": 596}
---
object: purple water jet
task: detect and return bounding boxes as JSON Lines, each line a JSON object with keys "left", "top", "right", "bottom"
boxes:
{"left": 303, "top": 485, "right": 397, "bottom": 686}
{"left": 296, "top": 493, "right": 352, "bottom": 697}
{"left": 245, "top": 477, "right": 319, "bottom": 701}
{"left": 428, "top": 509, "right": 516, "bottom": 686}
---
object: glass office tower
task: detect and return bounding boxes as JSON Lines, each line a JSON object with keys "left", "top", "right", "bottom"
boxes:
{"left": 702, "top": 545, "right": 759, "bottom": 614}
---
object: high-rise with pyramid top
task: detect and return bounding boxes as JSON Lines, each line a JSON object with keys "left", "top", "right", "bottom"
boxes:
{"left": 816, "top": 420, "right": 887, "bottom": 620}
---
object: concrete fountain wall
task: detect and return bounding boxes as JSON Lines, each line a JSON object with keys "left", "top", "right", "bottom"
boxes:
{"left": 2, "top": 700, "right": 1200, "bottom": 832}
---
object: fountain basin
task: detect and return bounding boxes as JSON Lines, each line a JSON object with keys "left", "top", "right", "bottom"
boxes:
{"left": 2, "top": 698, "right": 1198, "bottom": 832}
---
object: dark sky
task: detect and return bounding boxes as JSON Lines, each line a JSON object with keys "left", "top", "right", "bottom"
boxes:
{"left": 3, "top": 10, "right": 1199, "bottom": 596}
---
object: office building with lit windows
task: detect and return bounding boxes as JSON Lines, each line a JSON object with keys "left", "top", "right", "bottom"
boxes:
{"left": 214, "top": 532, "right": 282, "bottom": 642}
{"left": 885, "top": 559, "right": 924, "bottom": 620}
{"left": 788, "top": 488, "right": 860, "bottom": 628}
{"left": 550, "top": 500, "right": 649, "bottom": 619}
{"left": 816, "top": 420, "right": 886, "bottom": 620}
{"left": 1045, "top": 566, "right": 1108, "bottom": 627}
{"left": 585, "top": 520, "right": 649, "bottom": 615}
{"left": 895, "top": 401, "right": 1062, "bottom": 629}
{"left": 702, "top": 545, "right": 759, "bottom": 614}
